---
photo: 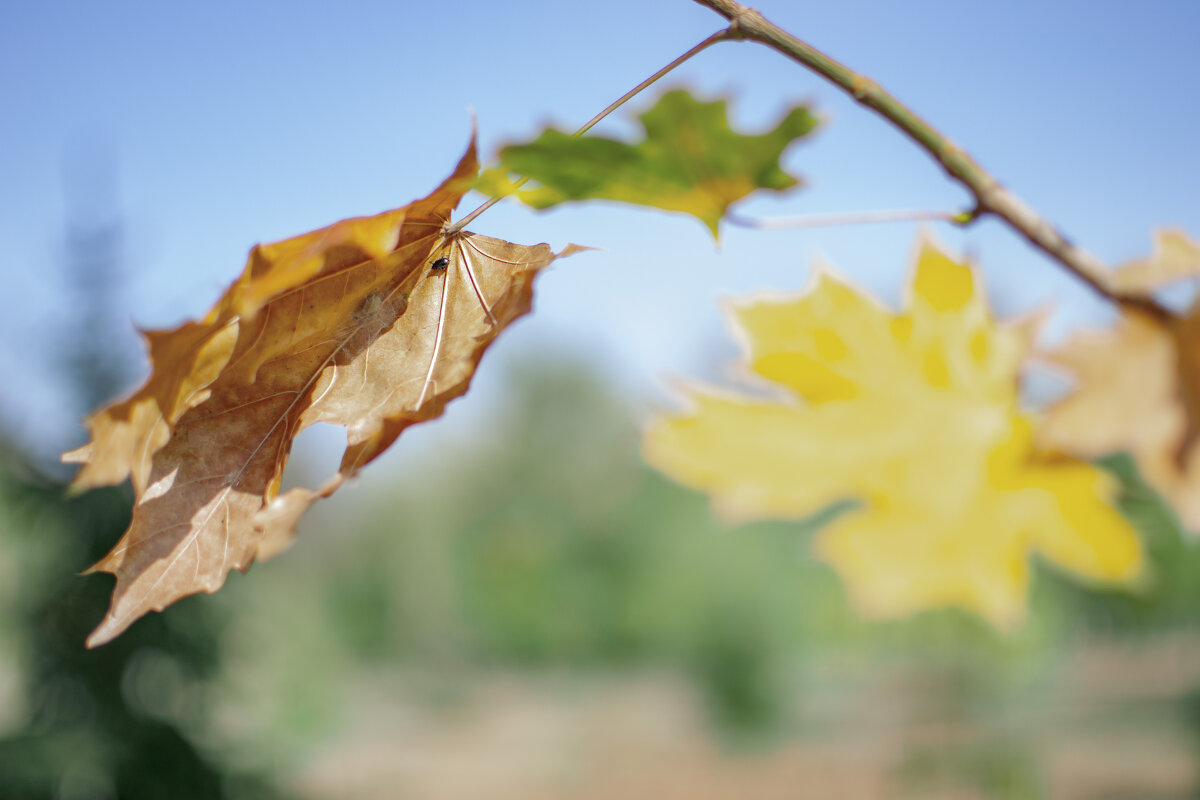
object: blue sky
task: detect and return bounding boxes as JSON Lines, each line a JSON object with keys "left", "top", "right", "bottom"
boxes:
{"left": 3, "top": 1, "right": 1199, "bottom": 468}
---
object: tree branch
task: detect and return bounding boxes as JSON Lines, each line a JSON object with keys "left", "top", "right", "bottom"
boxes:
{"left": 691, "top": 0, "right": 1168, "bottom": 319}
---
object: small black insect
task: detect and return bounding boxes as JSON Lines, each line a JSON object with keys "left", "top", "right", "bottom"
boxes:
{"left": 430, "top": 256, "right": 450, "bottom": 271}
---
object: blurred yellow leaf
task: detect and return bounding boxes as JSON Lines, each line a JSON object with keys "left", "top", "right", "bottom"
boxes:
{"left": 1039, "top": 307, "right": 1200, "bottom": 532}
{"left": 644, "top": 239, "right": 1142, "bottom": 628}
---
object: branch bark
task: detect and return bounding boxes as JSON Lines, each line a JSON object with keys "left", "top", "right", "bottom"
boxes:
{"left": 692, "top": 0, "right": 1167, "bottom": 318}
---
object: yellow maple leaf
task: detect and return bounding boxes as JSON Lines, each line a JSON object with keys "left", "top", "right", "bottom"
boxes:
{"left": 643, "top": 239, "right": 1142, "bottom": 628}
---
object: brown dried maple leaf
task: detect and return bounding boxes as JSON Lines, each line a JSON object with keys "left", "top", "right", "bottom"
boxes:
{"left": 64, "top": 139, "right": 581, "bottom": 646}
{"left": 1038, "top": 229, "right": 1200, "bottom": 530}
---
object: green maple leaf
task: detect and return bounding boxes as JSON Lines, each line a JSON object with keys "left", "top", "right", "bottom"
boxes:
{"left": 477, "top": 89, "right": 818, "bottom": 237}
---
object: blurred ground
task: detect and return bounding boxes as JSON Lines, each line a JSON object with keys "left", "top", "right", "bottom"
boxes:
{"left": 285, "top": 638, "right": 1198, "bottom": 800}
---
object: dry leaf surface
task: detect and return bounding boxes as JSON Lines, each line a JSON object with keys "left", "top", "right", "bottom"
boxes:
{"left": 65, "top": 140, "right": 580, "bottom": 646}
{"left": 1039, "top": 229, "right": 1200, "bottom": 529}
{"left": 644, "top": 240, "right": 1142, "bottom": 628}
{"left": 1111, "top": 229, "right": 1200, "bottom": 296}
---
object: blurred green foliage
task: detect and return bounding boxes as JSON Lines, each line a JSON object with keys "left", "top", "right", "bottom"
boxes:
{"left": 0, "top": 213, "right": 291, "bottom": 799}
{"left": 0, "top": 448, "right": 294, "bottom": 799}
{"left": 323, "top": 360, "right": 836, "bottom": 737}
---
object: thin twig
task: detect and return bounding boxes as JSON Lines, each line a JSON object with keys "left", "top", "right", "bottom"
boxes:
{"left": 447, "top": 29, "right": 732, "bottom": 235}
{"left": 728, "top": 208, "right": 960, "bottom": 231}
{"left": 690, "top": 0, "right": 1168, "bottom": 318}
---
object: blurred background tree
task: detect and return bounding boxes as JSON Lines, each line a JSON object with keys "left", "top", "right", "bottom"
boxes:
{"left": 0, "top": 154, "right": 290, "bottom": 800}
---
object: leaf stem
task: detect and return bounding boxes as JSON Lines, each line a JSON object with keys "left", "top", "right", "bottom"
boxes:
{"left": 727, "top": 208, "right": 960, "bottom": 231}
{"left": 446, "top": 28, "right": 733, "bottom": 235}
{"left": 571, "top": 29, "right": 733, "bottom": 138}
{"left": 690, "top": 0, "right": 1168, "bottom": 318}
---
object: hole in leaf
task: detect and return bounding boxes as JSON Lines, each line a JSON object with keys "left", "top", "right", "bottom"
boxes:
{"left": 280, "top": 422, "right": 345, "bottom": 492}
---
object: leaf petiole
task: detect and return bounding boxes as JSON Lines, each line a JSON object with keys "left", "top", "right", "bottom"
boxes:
{"left": 726, "top": 208, "right": 960, "bottom": 231}
{"left": 446, "top": 28, "right": 733, "bottom": 234}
